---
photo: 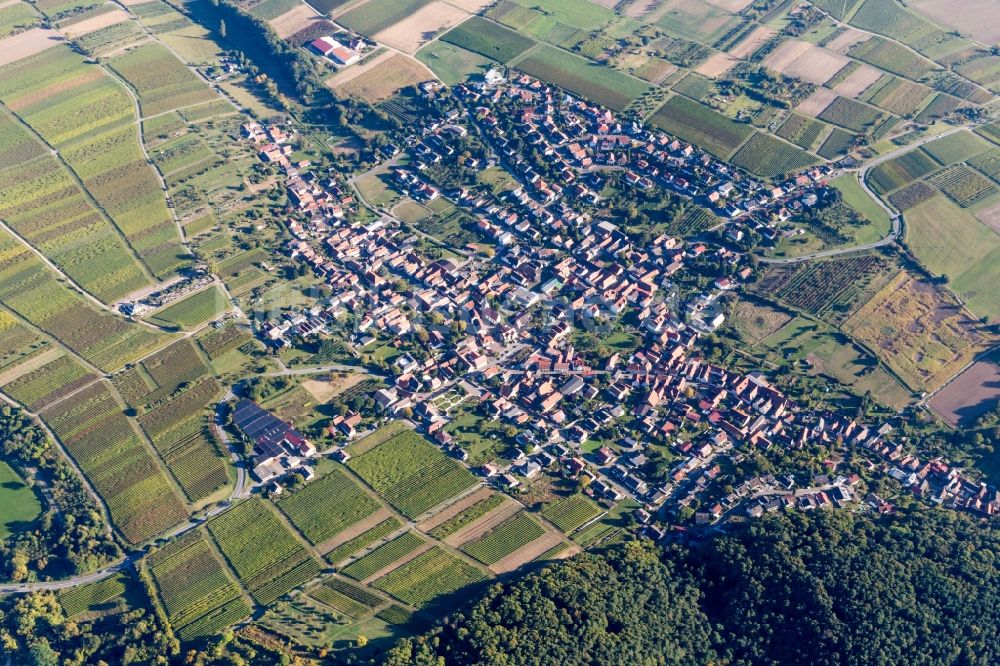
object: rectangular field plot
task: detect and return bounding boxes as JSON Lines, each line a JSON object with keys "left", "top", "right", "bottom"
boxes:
{"left": 776, "top": 114, "right": 828, "bottom": 150}
{"left": 277, "top": 468, "right": 382, "bottom": 545}
{"left": 0, "top": 231, "right": 172, "bottom": 372}
{"left": 108, "top": 43, "right": 219, "bottom": 116}
{"left": 147, "top": 529, "right": 251, "bottom": 641}
{"left": 460, "top": 512, "right": 546, "bottom": 565}
{"left": 650, "top": 95, "right": 753, "bottom": 158}
{"left": 931, "top": 165, "right": 999, "bottom": 207}
{"left": 512, "top": 44, "right": 650, "bottom": 112}
{"left": 346, "top": 428, "right": 478, "bottom": 518}
{"left": 41, "top": 381, "right": 189, "bottom": 543}
{"left": 325, "top": 517, "right": 403, "bottom": 564}
{"left": 207, "top": 498, "right": 321, "bottom": 604}
{"left": 729, "top": 133, "right": 817, "bottom": 178}
{"left": 0, "top": 106, "right": 45, "bottom": 166}
{"left": 817, "top": 96, "right": 886, "bottom": 132}
{"left": 439, "top": 15, "right": 536, "bottom": 63}
{"left": 341, "top": 531, "right": 427, "bottom": 581}
{"left": 868, "top": 149, "right": 938, "bottom": 193}
{"left": 371, "top": 546, "right": 487, "bottom": 607}
{"left": 146, "top": 285, "right": 229, "bottom": 329}
{"left": 920, "top": 130, "right": 992, "bottom": 166}
{"left": 58, "top": 572, "right": 130, "bottom": 618}
{"left": 541, "top": 495, "right": 602, "bottom": 533}
{"left": 424, "top": 492, "right": 509, "bottom": 540}
{"left": 336, "top": 0, "right": 430, "bottom": 36}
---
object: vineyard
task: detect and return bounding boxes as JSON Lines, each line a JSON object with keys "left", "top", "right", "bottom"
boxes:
{"left": 1, "top": 354, "right": 96, "bottom": 412}
{"left": 440, "top": 15, "right": 536, "bottom": 63}
{"left": 541, "top": 495, "right": 602, "bottom": 533}
{"left": 848, "top": 35, "right": 934, "bottom": 79}
{"left": 147, "top": 285, "right": 228, "bottom": 329}
{"left": 108, "top": 42, "right": 220, "bottom": 117}
{"left": 41, "top": 381, "right": 189, "bottom": 543}
{"left": 115, "top": 338, "right": 210, "bottom": 410}
{"left": 148, "top": 529, "right": 250, "bottom": 639}
{"left": 372, "top": 546, "right": 487, "bottom": 607}
{"left": 730, "top": 133, "right": 817, "bottom": 179}
{"left": 864, "top": 77, "right": 932, "bottom": 117}
{"left": 0, "top": 313, "right": 45, "bottom": 373}
{"left": 931, "top": 166, "right": 999, "bottom": 207}
{"left": 276, "top": 468, "right": 382, "bottom": 545}
{"left": 460, "top": 512, "right": 545, "bottom": 565}
{"left": 817, "top": 127, "right": 855, "bottom": 159}
{"left": 197, "top": 324, "right": 256, "bottom": 360}
{"left": 968, "top": 148, "right": 1000, "bottom": 182}
{"left": 325, "top": 517, "right": 402, "bottom": 564}
{"left": 649, "top": 95, "right": 754, "bottom": 159}
{"left": 347, "top": 429, "right": 478, "bottom": 517}
{"left": 887, "top": 182, "right": 936, "bottom": 211}
{"left": 776, "top": 114, "right": 827, "bottom": 150}
{"left": 207, "top": 499, "right": 321, "bottom": 603}
{"left": 429, "top": 494, "right": 509, "bottom": 540}
{"left": 817, "top": 96, "right": 885, "bottom": 132}
{"left": 341, "top": 531, "right": 426, "bottom": 581}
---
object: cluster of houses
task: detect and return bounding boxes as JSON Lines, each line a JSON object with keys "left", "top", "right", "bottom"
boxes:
{"left": 235, "top": 74, "right": 999, "bottom": 526}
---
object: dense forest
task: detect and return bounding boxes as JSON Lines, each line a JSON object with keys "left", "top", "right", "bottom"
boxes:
{"left": 386, "top": 508, "right": 999, "bottom": 666}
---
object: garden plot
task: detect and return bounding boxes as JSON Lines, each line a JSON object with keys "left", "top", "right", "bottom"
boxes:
{"left": 764, "top": 39, "right": 849, "bottom": 85}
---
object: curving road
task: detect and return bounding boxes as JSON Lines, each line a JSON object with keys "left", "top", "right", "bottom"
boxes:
{"left": 0, "top": 557, "right": 134, "bottom": 594}
{"left": 760, "top": 126, "right": 969, "bottom": 264}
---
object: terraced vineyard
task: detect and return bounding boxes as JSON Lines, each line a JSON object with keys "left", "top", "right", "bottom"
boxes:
{"left": 148, "top": 529, "right": 250, "bottom": 640}
{"left": 347, "top": 429, "right": 478, "bottom": 517}
{"left": 276, "top": 468, "right": 381, "bottom": 545}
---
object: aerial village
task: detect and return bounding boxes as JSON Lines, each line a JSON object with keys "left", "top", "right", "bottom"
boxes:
{"left": 233, "top": 69, "right": 999, "bottom": 535}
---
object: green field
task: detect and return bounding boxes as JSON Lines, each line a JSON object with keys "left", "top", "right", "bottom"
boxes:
{"left": 0, "top": 460, "right": 42, "bottom": 539}
{"left": 460, "top": 512, "right": 546, "bottom": 565}
{"left": 817, "top": 96, "right": 886, "bottom": 133}
{"left": 371, "top": 546, "right": 487, "bottom": 607}
{"left": 1, "top": 353, "right": 96, "bottom": 412}
{"left": 440, "top": 16, "right": 537, "bottom": 64}
{"left": 649, "top": 95, "right": 754, "bottom": 158}
{"left": 58, "top": 572, "right": 130, "bottom": 617}
{"left": 347, "top": 429, "right": 478, "bottom": 518}
{"left": 503, "top": 0, "right": 612, "bottom": 31}
{"left": 277, "top": 468, "right": 382, "bottom": 546}
{"left": 428, "top": 493, "right": 509, "bottom": 540}
{"left": 147, "top": 285, "right": 229, "bottom": 329}
{"left": 920, "top": 130, "right": 992, "bottom": 166}
{"left": 511, "top": 44, "right": 650, "bottom": 112}
{"left": 904, "top": 195, "right": 1000, "bottom": 320}
{"left": 416, "top": 41, "right": 495, "bottom": 86}
{"left": 868, "top": 149, "right": 939, "bottom": 193}
{"left": 109, "top": 43, "right": 220, "bottom": 117}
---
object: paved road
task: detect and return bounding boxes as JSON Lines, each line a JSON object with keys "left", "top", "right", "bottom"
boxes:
{"left": 0, "top": 557, "right": 133, "bottom": 594}
{"left": 759, "top": 127, "right": 968, "bottom": 264}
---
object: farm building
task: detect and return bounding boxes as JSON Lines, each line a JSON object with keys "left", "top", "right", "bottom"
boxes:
{"left": 231, "top": 399, "right": 317, "bottom": 482}
{"left": 309, "top": 36, "right": 360, "bottom": 66}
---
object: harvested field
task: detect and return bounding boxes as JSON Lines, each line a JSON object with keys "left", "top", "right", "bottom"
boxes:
{"left": 300, "top": 373, "right": 368, "bottom": 402}
{"left": 330, "top": 52, "right": 433, "bottom": 103}
{"left": 833, "top": 64, "right": 882, "bottom": 97}
{"left": 442, "top": 498, "right": 521, "bottom": 547}
{"left": 417, "top": 486, "right": 494, "bottom": 532}
{"left": 268, "top": 5, "right": 320, "bottom": 38}
{"left": 728, "top": 25, "right": 776, "bottom": 59}
{"left": 974, "top": 201, "right": 1000, "bottom": 234}
{"left": 928, "top": 359, "right": 1000, "bottom": 427}
{"left": 0, "top": 27, "right": 62, "bottom": 66}
{"left": 765, "top": 40, "right": 850, "bottom": 85}
{"left": 373, "top": 1, "right": 470, "bottom": 54}
{"left": 910, "top": 0, "right": 1000, "bottom": 46}
{"left": 488, "top": 529, "right": 564, "bottom": 574}
{"left": 797, "top": 87, "right": 838, "bottom": 116}
{"left": 61, "top": 8, "right": 129, "bottom": 37}
{"left": 695, "top": 52, "right": 738, "bottom": 78}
